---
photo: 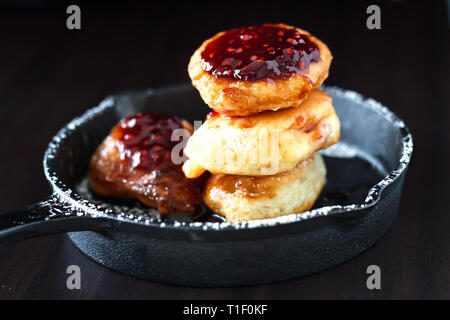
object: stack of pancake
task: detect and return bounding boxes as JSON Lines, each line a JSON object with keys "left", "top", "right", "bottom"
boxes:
{"left": 183, "top": 24, "right": 340, "bottom": 222}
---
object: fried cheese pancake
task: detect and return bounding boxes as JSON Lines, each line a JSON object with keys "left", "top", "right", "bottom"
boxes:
{"left": 88, "top": 113, "right": 204, "bottom": 213}
{"left": 183, "top": 90, "right": 339, "bottom": 178}
{"left": 188, "top": 23, "right": 332, "bottom": 116}
{"left": 203, "top": 153, "right": 326, "bottom": 222}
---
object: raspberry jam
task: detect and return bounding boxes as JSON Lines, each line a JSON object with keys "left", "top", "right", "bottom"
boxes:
{"left": 206, "top": 111, "right": 219, "bottom": 120}
{"left": 201, "top": 24, "right": 320, "bottom": 81}
{"left": 111, "top": 112, "right": 183, "bottom": 171}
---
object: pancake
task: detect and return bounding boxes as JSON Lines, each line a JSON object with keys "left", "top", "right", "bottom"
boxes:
{"left": 203, "top": 153, "right": 326, "bottom": 222}
{"left": 183, "top": 90, "right": 340, "bottom": 177}
{"left": 188, "top": 23, "right": 332, "bottom": 116}
{"left": 88, "top": 113, "right": 205, "bottom": 213}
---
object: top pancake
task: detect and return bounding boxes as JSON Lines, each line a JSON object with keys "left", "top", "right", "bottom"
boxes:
{"left": 188, "top": 23, "right": 332, "bottom": 116}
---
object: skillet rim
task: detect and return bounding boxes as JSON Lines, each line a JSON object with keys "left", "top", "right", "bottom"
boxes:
{"left": 43, "top": 84, "right": 413, "bottom": 232}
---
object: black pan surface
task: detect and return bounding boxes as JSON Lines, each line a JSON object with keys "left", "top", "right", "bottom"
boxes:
{"left": 0, "top": 85, "right": 413, "bottom": 286}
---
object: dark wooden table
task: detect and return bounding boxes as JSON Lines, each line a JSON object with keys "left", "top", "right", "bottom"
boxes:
{"left": 0, "top": 1, "right": 449, "bottom": 299}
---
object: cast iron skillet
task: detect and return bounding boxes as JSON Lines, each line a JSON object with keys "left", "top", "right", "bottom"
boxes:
{"left": 0, "top": 85, "right": 413, "bottom": 286}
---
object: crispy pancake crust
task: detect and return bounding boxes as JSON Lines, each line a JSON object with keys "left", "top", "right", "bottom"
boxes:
{"left": 188, "top": 24, "right": 332, "bottom": 116}
{"left": 183, "top": 90, "right": 340, "bottom": 177}
{"left": 203, "top": 153, "right": 326, "bottom": 222}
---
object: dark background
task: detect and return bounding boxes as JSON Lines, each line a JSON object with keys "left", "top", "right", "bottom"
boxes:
{"left": 0, "top": 0, "right": 449, "bottom": 299}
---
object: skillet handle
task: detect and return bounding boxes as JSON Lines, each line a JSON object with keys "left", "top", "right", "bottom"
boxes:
{"left": 0, "top": 195, "right": 112, "bottom": 245}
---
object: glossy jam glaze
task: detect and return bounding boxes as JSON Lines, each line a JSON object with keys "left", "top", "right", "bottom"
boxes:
{"left": 89, "top": 112, "right": 206, "bottom": 213}
{"left": 111, "top": 112, "right": 183, "bottom": 171}
{"left": 206, "top": 111, "right": 219, "bottom": 120}
{"left": 201, "top": 24, "right": 320, "bottom": 81}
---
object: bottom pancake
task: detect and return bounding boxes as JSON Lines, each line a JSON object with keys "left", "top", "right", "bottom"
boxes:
{"left": 203, "top": 153, "right": 326, "bottom": 222}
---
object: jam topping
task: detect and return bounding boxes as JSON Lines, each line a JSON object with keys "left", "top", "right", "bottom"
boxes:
{"left": 89, "top": 112, "right": 206, "bottom": 213}
{"left": 206, "top": 111, "right": 219, "bottom": 120}
{"left": 201, "top": 24, "right": 320, "bottom": 81}
{"left": 111, "top": 112, "right": 184, "bottom": 171}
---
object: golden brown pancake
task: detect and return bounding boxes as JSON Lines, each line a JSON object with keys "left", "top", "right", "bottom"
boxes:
{"left": 88, "top": 113, "right": 205, "bottom": 213}
{"left": 203, "top": 153, "right": 326, "bottom": 222}
{"left": 188, "top": 23, "right": 332, "bottom": 116}
{"left": 183, "top": 90, "right": 340, "bottom": 178}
